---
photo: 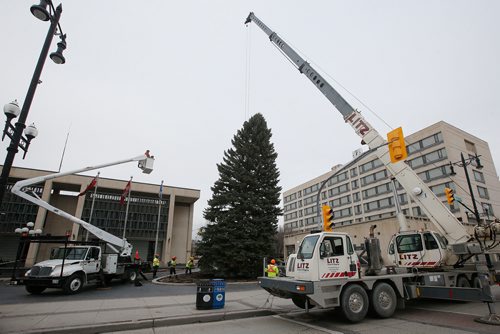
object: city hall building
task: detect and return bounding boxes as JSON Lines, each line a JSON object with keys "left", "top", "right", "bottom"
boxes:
{"left": 282, "top": 121, "right": 500, "bottom": 257}
{"left": 0, "top": 167, "right": 199, "bottom": 266}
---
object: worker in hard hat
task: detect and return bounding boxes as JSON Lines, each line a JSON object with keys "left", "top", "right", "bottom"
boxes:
{"left": 185, "top": 256, "right": 194, "bottom": 275}
{"left": 265, "top": 259, "right": 279, "bottom": 278}
{"left": 169, "top": 256, "right": 177, "bottom": 278}
{"left": 152, "top": 254, "right": 160, "bottom": 279}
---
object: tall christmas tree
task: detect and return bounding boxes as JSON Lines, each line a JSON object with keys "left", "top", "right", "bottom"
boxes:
{"left": 198, "top": 113, "right": 282, "bottom": 277}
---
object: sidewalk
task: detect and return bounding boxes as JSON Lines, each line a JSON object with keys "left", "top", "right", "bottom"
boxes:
{"left": 0, "top": 279, "right": 295, "bottom": 334}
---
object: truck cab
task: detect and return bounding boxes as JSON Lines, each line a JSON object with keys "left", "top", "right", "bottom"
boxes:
{"left": 387, "top": 230, "right": 449, "bottom": 268}
{"left": 288, "top": 232, "right": 360, "bottom": 281}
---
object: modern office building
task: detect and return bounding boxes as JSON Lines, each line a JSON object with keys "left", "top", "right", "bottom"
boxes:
{"left": 0, "top": 166, "right": 199, "bottom": 266}
{"left": 283, "top": 121, "right": 500, "bottom": 257}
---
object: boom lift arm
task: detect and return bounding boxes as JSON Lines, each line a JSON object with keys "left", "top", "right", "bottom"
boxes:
{"left": 11, "top": 152, "right": 154, "bottom": 257}
{"left": 245, "top": 12, "right": 469, "bottom": 245}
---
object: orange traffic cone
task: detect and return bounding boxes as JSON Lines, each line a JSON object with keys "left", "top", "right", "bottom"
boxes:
{"left": 134, "top": 250, "right": 140, "bottom": 261}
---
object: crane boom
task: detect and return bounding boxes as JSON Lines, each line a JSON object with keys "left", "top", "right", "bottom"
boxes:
{"left": 11, "top": 153, "right": 155, "bottom": 256}
{"left": 245, "top": 12, "right": 470, "bottom": 244}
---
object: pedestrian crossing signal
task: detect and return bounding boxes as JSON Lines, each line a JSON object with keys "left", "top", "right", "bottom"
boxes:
{"left": 322, "top": 205, "right": 334, "bottom": 232}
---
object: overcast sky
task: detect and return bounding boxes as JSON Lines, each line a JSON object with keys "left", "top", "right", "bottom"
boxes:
{"left": 1, "top": 1, "right": 499, "bottom": 238}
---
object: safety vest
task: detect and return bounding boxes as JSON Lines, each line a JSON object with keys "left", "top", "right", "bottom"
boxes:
{"left": 187, "top": 259, "right": 194, "bottom": 268}
{"left": 170, "top": 260, "right": 177, "bottom": 267}
{"left": 265, "top": 264, "right": 279, "bottom": 278}
{"left": 153, "top": 257, "right": 160, "bottom": 267}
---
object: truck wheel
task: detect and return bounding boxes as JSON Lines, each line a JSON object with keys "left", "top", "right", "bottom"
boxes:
{"left": 122, "top": 270, "right": 137, "bottom": 283}
{"left": 25, "top": 285, "right": 46, "bottom": 294}
{"left": 340, "top": 284, "right": 369, "bottom": 323}
{"left": 291, "top": 296, "right": 315, "bottom": 309}
{"left": 63, "top": 273, "right": 84, "bottom": 294}
{"left": 370, "top": 283, "right": 397, "bottom": 318}
{"left": 457, "top": 276, "right": 471, "bottom": 287}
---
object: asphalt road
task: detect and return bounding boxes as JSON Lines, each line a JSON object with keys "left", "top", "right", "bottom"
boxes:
{"left": 0, "top": 273, "right": 259, "bottom": 304}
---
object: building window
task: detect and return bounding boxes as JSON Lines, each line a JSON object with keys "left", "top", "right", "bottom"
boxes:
{"left": 364, "top": 196, "right": 393, "bottom": 212}
{"left": 417, "top": 165, "right": 448, "bottom": 182}
{"left": 303, "top": 183, "right": 319, "bottom": 196}
{"left": 328, "top": 171, "right": 349, "bottom": 187}
{"left": 482, "top": 203, "right": 494, "bottom": 217}
{"left": 328, "top": 183, "right": 350, "bottom": 197}
{"left": 477, "top": 186, "right": 489, "bottom": 199}
{"left": 464, "top": 140, "right": 477, "bottom": 154}
{"left": 360, "top": 170, "right": 387, "bottom": 186}
{"left": 329, "top": 195, "right": 351, "bottom": 207}
{"left": 473, "top": 170, "right": 485, "bottom": 183}
{"left": 351, "top": 179, "right": 359, "bottom": 189}
{"left": 407, "top": 132, "right": 443, "bottom": 155}
{"left": 407, "top": 148, "right": 447, "bottom": 169}
{"left": 362, "top": 182, "right": 391, "bottom": 199}
{"left": 359, "top": 158, "right": 383, "bottom": 175}
{"left": 350, "top": 168, "right": 358, "bottom": 177}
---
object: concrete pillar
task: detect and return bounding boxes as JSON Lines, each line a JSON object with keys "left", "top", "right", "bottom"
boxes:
{"left": 25, "top": 180, "right": 53, "bottom": 266}
{"left": 163, "top": 194, "right": 176, "bottom": 264}
{"left": 185, "top": 202, "right": 194, "bottom": 261}
{"left": 72, "top": 183, "right": 89, "bottom": 240}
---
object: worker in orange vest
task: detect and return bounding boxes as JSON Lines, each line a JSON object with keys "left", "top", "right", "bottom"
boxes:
{"left": 265, "top": 259, "right": 279, "bottom": 278}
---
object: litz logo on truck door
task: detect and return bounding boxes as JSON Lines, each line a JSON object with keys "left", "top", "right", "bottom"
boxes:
{"left": 399, "top": 254, "right": 418, "bottom": 260}
{"left": 297, "top": 262, "right": 309, "bottom": 271}
{"left": 345, "top": 112, "right": 370, "bottom": 136}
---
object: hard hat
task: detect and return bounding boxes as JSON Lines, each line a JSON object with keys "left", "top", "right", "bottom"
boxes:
{"left": 190, "top": 256, "right": 194, "bottom": 260}
{"left": 270, "top": 259, "right": 276, "bottom": 264}
{"left": 172, "top": 256, "right": 176, "bottom": 260}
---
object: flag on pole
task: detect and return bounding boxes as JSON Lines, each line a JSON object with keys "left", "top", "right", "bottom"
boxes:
{"left": 79, "top": 176, "right": 97, "bottom": 196}
{"left": 159, "top": 181, "right": 164, "bottom": 199}
{"left": 120, "top": 180, "right": 132, "bottom": 205}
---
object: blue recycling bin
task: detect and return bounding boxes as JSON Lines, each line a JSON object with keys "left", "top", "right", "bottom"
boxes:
{"left": 211, "top": 279, "right": 225, "bottom": 309}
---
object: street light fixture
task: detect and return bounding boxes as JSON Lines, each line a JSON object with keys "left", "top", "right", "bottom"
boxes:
{"left": 0, "top": 1, "right": 66, "bottom": 208}
{"left": 3, "top": 100, "right": 39, "bottom": 158}
{"left": 30, "top": 0, "right": 51, "bottom": 21}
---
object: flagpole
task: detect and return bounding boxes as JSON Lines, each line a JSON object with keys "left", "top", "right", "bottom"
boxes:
{"left": 122, "top": 176, "right": 133, "bottom": 240}
{"left": 154, "top": 180, "right": 164, "bottom": 256}
{"left": 85, "top": 172, "right": 100, "bottom": 242}
{"left": 57, "top": 126, "right": 71, "bottom": 172}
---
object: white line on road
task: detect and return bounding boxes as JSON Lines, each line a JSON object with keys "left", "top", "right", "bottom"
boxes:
{"left": 273, "top": 314, "right": 344, "bottom": 334}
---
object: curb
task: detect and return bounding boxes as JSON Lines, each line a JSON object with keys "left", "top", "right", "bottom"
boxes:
{"left": 151, "top": 276, "right": 259, "bottom": 286}
{"left": 14, "top": 309, "right": 277, "bottom": 334}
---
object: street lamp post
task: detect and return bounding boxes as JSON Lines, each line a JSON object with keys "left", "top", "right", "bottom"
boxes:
{"left": 449, "top": 152, "right": 483, "bottom": 224}
{"left": 0, "top": 1, "right": 66, "bottom": 208}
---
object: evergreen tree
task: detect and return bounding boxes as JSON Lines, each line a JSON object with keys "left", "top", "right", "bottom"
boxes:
{"left": 198, "top": 113, "right": 282, "bottom": 277}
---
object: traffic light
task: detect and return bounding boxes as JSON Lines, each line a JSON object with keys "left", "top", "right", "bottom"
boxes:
{"left": 322, "top": 205, "right": 334, "bottom": 232}
{"left": 444, "top": 187, "right": 455, "bottom": 205}
{"left": 387, "top": 127, "right": 408, "bottom": 163}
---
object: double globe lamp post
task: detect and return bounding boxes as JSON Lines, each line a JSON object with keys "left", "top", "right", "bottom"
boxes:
{"left": 0, "top": 0, "right": 66, "bottom": 208}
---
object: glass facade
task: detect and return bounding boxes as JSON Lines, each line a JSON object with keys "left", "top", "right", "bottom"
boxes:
{"left": 80, "top": 190, "right": 169, "bottom": 241}
{"left": 0, "top": 180, "right": 43, "bottom": 233}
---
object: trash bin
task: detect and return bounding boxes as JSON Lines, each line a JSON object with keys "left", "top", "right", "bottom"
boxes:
{"left": 211, "top": 279, "right": 225, "bottom": 309}
{"left": 196, "top": 279, "right": 213, "bottom": 310}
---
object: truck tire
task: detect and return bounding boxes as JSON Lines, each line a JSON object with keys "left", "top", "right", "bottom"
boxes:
{"left": 340, "top": 284, "right": 369, "bottom": 323}
{"left": 122, "top": 269, "right": 137, "bottom": 283}
{"left": 370, "top": 282, "right": 397, "bottom": 318}
{"left": 25, "top": 285, "right": 46, "bottom": 294}
{"left": 291, "top": 296, "right": 316, "bottom": 309}
{"left": 457, "top": 276, "right": 471, "bottom": 287}
{"left": 63, "top": 273, "right": 84, "bottom": 294}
